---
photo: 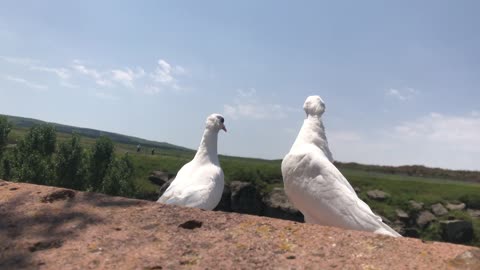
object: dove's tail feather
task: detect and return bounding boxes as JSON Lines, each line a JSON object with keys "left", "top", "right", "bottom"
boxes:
{"left": 375, "top": 223, "right": 402, "bottom": 237}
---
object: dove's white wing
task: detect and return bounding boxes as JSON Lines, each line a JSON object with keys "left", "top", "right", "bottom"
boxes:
{"left": 282, "top": 145, "right": 400, "bottom": 237}
{"left": 158, "top": 163, "right": 224, "bottom": 210}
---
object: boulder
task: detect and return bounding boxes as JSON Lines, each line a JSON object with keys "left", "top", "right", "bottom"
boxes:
{"left": 440, "top": 220, "right": 474, "bottom": 244}
{"left": 148, "top": 171, "right": 171, "bottom": 186}
{"left": 214, "top": 184, "right": 232, "bottom": 212}
{"left": 158, "top": 178, "right": 175, "bottom": 198}
{"left": 467, "top": 209, "right": 480, "bottom": 218}
{"left": 408, "top": 200, "right": 424, "bottom": 211}
{"left": 416, "top": 211, "right": 436, "bottom": 228}
{"left": 431, "top": 203, "right": 448, "bottom": 216}
{"left": 263, "top": 187, "right": 304, "bottom": 222}
{"left": 446, "top": 202, "right": 466, "bottom": 211}
{"left": 230, "top": 181, "right": 264, "bottom": 215}
{"left": 395, "top": 209, "right": 409, "bottom": 221}
{"left": 366, "top": 190, "right": 390, "bottom": 201}
{"left": 403, "top": 228, "right": 420, "bottom": 238}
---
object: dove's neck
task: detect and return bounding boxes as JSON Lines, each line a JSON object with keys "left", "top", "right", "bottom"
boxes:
{"left": 194, "top": 128, "right": 219, "bottom": 164}
{"left": 292, "top": 115, "right": 334, "bottom": 162}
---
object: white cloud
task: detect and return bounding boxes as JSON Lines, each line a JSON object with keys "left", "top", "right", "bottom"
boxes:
{"left": 223, "top": 88, "right": 292, "bottom": 120}
{"left": 328, "top": 112, "right": 480, "bottom": 170}
{"left": 386, "top": 87, "right": 419, "bottom": 101}
{"left": 150, "top": 59, "right": 185, "bottom": 91}
{"left": 3, "top": 75, "right": 47, "bottom": 90}
{"left": 111, "top": 68, "right": 145, "bottom": 88}
{"left": 2, "top": 56, "right": 188, "bottom": 96}
{"left": 71, "top": 61, "right": 113, "bottom": 87}
{"left": 393, "top": 112, "right": 480, "bottom": 149}
{"left": 30, "top": 66, "right": 71, "bottom": 80}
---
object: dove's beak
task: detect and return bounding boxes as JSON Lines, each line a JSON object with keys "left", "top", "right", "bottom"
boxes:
{"left": 221, "top": 125, "right": 227, "bottom": 132}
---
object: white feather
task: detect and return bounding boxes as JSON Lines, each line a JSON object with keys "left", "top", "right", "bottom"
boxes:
{"left": 157, "top": 114, "right": 226, "bottom": 210}
{"left": 282, "top": 96, "right": 401, "bottom": 237}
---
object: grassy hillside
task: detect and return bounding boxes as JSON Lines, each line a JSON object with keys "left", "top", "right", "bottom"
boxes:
{"left": 2, "top": 114, "right": 191, "bottom": 152}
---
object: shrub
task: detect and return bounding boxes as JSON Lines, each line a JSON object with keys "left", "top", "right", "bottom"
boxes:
{"left": 54, "top": 134, "right": 87, "bottom": 190}
{"left": 102, "top": 154, "right": 136, "bottom": 197}
{"left": 88, "top": 136, "right": 114, "bottom": 191}
{"left": 0, "top": 116, "right": 12, "bottom": 156}
{"left": 10, "top": 124, "right": 56, "bottom": 184}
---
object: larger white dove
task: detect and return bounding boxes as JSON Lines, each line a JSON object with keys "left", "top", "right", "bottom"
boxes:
{"left": 281, "top": 96, "right": 401, "bottom": 237}
{"left": 157, "top": 114, "right": 226, "bottom": 210}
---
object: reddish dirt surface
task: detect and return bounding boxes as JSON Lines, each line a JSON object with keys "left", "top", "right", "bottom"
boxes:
{"left": 1, "top": 180, "right": 479, "bottom": 270}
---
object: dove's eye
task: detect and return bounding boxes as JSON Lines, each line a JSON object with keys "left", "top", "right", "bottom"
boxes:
{"left": 219, "top": 117, "right": 224, "bottom": 123}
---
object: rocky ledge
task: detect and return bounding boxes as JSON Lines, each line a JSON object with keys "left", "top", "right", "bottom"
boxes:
{"left": 1, "top": 180, "right": 479, "bottom": 270}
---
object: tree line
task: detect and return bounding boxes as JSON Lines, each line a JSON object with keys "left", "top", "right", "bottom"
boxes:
{"left": 0, "top": 116, "right": 136, "bottom": 197}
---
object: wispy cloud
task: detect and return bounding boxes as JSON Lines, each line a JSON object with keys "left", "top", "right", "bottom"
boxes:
{"left": 393, "top": 112, "right": 480, "bottom": 149}
{"left": 328, "top": 112, "right": 480, "bottom": 170}
{"left": 150, "top": 59, "right": 185, "bottom": 91}
{"left": 1, "top": 56, "right": 189, "bottom": 96}
{"left": 71, "top": 60, "right": 113, "bottom": 87}
{"left": 386, "top": 87, "right": 419, "bottom": 101}
{"left": 223, "top": 88, "right": 294, "bottom": 120}
{"left": 111, "top": 68, "right": 145, "bottom": 88}
{"left": 30, "top": 66, "right": 70, "bottom": 80}
{"left": 3, "top": 75, "right": 47, "bottom": 90}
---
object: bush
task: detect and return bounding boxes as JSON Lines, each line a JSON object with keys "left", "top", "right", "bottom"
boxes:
{"left": 102, "top": 154, "right": 136, "bottom": 197}
{"left": 54, "top": 134, "right": 87, "bottom": 190}
{"left": 10, "top": 124, "right": 56, "bottom": 184}
{"left": 88, "top": 136, "right": 114, "bottom": 191}
{"left": 0, "top": 116, "right": 12, "bottom": 156}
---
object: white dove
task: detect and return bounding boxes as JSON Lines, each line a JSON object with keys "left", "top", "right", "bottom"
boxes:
{"left": 157, "top": 114, "right": 226, "bottom": 210}
{"left": 281, "top": 96, "right": 401, "bottom": 237}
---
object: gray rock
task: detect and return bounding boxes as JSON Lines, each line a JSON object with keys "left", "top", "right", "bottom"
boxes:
{"left": 148, "top": 171, "right": 170, "bottom": 186}
{"left": 416, "top": 211, "right": 436, "bottom": 228}
{"left": 446, "top": 202, "right": 466, "bottom": 211}
{"left": 263, "top": 188, "right": 303, "bottom": 222}
{"left": 408, "top": 200, "right": 424, "bottom": 211}
{"left": 214, "top": 184, "right": 232, "bottom": 212}
{"left": 440, "top": 220, "right": 473, "bottom": 243}
{"left": 230, "top": 181, "right": 264, "bottom": 215}
{"left": 366, "top": 190, "right": 390, "bottom": 201}
{"left": 403, "top": 227, "right": 419, "bottom": 238}
{"left": 395, "top": 209, "right": 409, "bottom": 220}
{"left": 467, "top": 209, "right": 480, "bottom": 218}
{"left": 431, "top": 203, "right": 448, "bottom": 216}
{"left": 450, "top": 249, "right": 480, "bottom": 269}
{"left": 158, "top": 178, "right": 174, "bottom": 198}
{"left": 353, "top": 186, "right": 361, "bottom": 193}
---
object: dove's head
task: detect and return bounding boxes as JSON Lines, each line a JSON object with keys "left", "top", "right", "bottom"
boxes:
{"left": 303, "top": 95, "right": 326, "bottom": 117}
{"left": 206, "top": 113, "right": 227, "bottom": 132}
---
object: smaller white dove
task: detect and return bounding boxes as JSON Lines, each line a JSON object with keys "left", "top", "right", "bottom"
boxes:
{"left": 157, "top": 114, "right": 226, "bottom": 210}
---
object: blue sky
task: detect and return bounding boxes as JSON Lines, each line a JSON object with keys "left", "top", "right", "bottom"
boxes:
{"left": 1, "top": 1, "right": 480, "bottom": 170}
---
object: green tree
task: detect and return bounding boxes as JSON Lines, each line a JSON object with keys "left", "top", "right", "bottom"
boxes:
{"left": 89, "top": 136, "right": 114, "bottom": 191}
{"left": 0, "top": 116, "right": 12, "bottom": 156}
{"left": 0, "top": 151, "right": 13, "bottom": 179}
{"left": 21, "top": 124, "right": 56, "bottom": 155}
{"left": 54, "top": 134, "right": 87, "bottom": 190}
{"left": 102, "top": 154, "right": 136, "bottom": 197}
{"left": 11, "top": 124, "right": 56, "bottom": 184}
